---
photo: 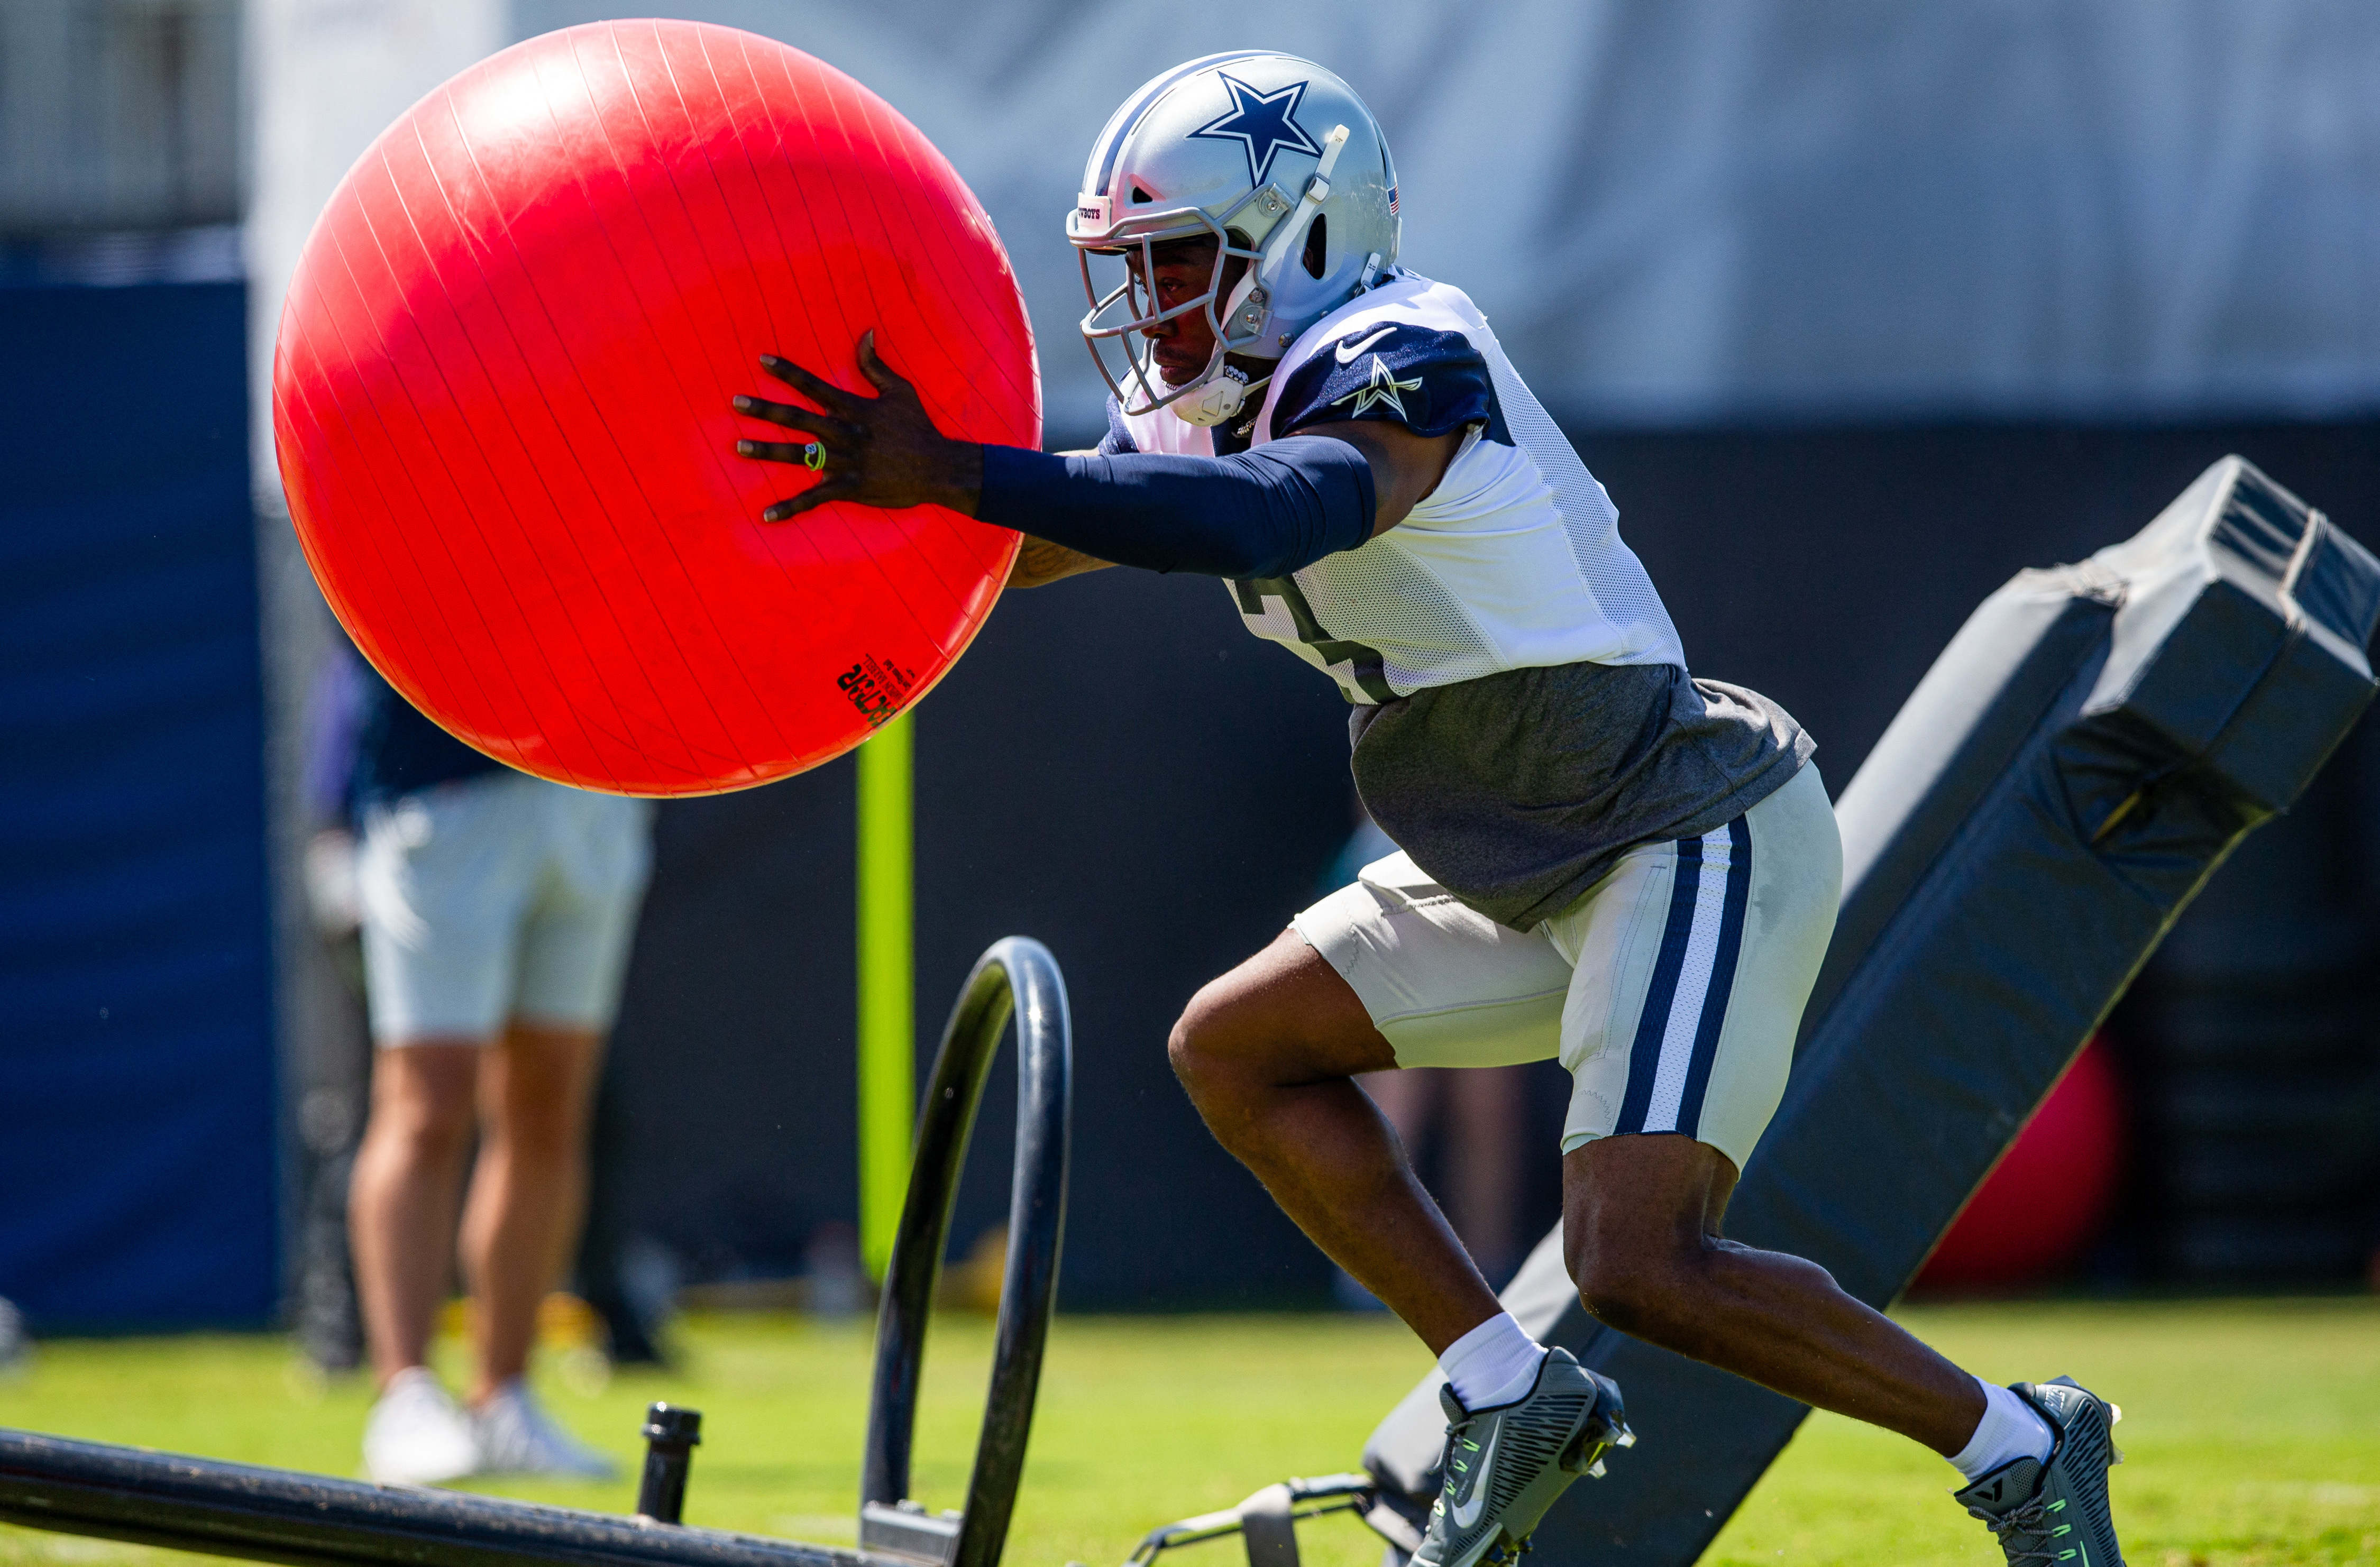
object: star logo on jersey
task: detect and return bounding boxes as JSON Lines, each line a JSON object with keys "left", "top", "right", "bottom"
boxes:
{"left": 1332, "top": 355, "right": 1424, "bottom": 418}
{"left": 1190, "top": 74, "right": 1323, "bottom": 187}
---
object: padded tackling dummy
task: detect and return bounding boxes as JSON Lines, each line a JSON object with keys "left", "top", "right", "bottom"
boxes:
{"left": 1361, "top": 457, "right": 2379, "bottom": 1564}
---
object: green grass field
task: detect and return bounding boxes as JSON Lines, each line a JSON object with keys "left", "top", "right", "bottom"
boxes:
{"left": 2, "top": 1299, "right": 2375, "bottom": 1567}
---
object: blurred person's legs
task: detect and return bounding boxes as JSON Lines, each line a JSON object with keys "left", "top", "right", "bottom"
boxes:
{"left": 350, "top": 1040, "right": 482, "bottom": 1484}
{"left": 459, "top": 1020, "right": 603, "bottom": 1395}
{"left": 351, "top": 1042, "right": 479, "bottom": 1387}
{"left": 1171, "top": 768, "right": 2120, "bottom": 1567}
{"left": 1347, "top": 1065, "right": 1524, "bottom": 1295}
{"left": 1443, "top": 1067, "right": 1522, "bottom": 1282}
{"left": 351, "top": 774, "right": 651, "bottom": 1483}
{"left": 1339, "top": 1068, "right": 1425, "bottom": 1308}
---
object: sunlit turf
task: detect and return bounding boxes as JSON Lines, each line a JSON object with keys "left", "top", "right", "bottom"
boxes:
{"left": 2, "top": 1299, "right": 2376, "bottom": 1567}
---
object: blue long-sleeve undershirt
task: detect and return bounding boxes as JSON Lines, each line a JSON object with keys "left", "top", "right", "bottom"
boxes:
{"left": 975, "top": 435, "right": 1377, "bottom": 579}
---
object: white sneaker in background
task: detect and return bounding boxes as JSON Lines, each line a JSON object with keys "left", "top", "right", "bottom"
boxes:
{"left": 473, "top": 1378, "right": 619, "bottom": 1480}
{"left": 362, "top": 1367, "right": 480, "bottom": 1485}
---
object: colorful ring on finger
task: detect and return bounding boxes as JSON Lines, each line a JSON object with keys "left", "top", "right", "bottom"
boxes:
{"left": 804, "top": 441, "right": 825, "bottom": 472}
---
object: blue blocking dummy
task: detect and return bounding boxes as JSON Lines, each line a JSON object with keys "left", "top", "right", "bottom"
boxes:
{"left": 1362, "top": 457, "right": 2380, "bottom": 1565}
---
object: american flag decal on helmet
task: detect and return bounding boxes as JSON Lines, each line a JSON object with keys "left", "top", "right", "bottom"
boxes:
{"left": 1388, "top": 185, "right": 1399, "bottom": 216}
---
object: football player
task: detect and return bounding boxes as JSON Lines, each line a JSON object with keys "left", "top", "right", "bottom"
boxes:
{"left": 732, "top": 53, "right": 2125, "bottom": 1567}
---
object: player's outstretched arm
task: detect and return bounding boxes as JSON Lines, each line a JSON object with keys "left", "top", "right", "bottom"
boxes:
{"left": 731, "top": 333, "right": 1447, "bottom": 580}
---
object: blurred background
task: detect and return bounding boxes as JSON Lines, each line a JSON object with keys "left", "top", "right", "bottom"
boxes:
{"left": 4, "top": 0, "right": 2378, "bottom": 1361}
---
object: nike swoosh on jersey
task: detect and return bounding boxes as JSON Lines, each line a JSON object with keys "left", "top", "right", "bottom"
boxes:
{"left": 1450, "top": 1427, "right": 1498, "bottom": 1528}
{"left": 1335, "top": 326, "right": 1395, "bottom": 364}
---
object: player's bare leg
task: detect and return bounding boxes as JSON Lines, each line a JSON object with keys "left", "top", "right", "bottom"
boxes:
{"left": 1561, "top": 1134, "right": 2122, "bottom": 1562}
{"left": 1168, "top": 929, "right": 1502, "bottom": 1355}
{"left": 1171, "top": 927, "right": 2121, "bottom": 1567}
{"left": 1173, "top": 933, "right": 1634, "bottom": 1567}
{"left": 1170, "top": 930, "right": 1984, "bottom": 1444}
{"left": 1562, "top": 1132, "right": 1981, "bottom": 1452}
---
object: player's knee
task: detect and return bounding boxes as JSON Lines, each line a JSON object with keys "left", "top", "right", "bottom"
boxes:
{"left": 1568, "top": 1233, "right": 1705, "bottom": 1345}
{"left": 1166, "top": 989, "right": 1234, "bottom": 1105}
{"left": 1169, "top": 980, "right": 1279, "bottom": 1121}
{"left": 1572, "top": 1263, "right": 1692, "bottom": 1344}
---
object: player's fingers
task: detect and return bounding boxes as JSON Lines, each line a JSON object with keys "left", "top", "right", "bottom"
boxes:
{"left": 734, "top": 438, "right": 827, "bottom": 468}
{"left": 731, "top": 393, "right": 847, "bottom": 438}
{"left": 855, "top": 329, "right": 918, "bottom": 401}
{"left": 758, "top": 354, "right": 864, "bottom": 413}
{"left": 762, "top": 475, "right": 857, "bottom": 523}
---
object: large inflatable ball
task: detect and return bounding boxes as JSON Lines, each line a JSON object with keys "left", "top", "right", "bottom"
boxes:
{"left": 274, "top": 21, "right": 1037, "bottom": 794}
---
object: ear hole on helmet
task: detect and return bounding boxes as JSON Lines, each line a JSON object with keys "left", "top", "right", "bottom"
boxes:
{"left": 1302, "top": 214, "right": 1328, "bottom": 279}
{"left": 1130, "top": 185, "right": 1153, "bottom": 204}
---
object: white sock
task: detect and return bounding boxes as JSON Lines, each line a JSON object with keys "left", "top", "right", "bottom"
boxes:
{"left": 1438, "top": 1312, "right": 1547, "bottom": 1412}
{"left": 1949, "top": 1378, "right": 2055, "bottom": 1482}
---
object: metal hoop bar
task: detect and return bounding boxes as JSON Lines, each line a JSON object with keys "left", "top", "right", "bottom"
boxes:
{"left": 859, "top": 937, "right": 1073, "bottom": 1567}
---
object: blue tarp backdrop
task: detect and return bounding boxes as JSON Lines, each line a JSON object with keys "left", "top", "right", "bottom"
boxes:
{"left": 0, "top": 281, "right": 277, "bottom": 1328}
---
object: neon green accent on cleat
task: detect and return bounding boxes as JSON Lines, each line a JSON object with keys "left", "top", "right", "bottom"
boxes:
{"left": 1954, "top": 1378, "right": 2125, "bottom": 1567}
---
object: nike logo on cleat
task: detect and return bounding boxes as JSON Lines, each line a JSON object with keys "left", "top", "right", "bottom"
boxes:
{"left": 1450, "top": 1427, "right": 1498, "bottom": 1527}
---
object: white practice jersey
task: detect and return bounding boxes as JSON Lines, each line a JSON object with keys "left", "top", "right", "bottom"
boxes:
{"left": 1109, "top": 271, "right": 1685, "bottom": 703}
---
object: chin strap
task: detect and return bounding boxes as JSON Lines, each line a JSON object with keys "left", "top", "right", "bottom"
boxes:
{"left": 1175, "top": 365, "right": 1272, "bottom": 428}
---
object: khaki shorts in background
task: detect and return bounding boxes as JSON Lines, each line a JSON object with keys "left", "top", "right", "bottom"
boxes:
{"left": 358, "top": 771, "right": 655, "bottom": 1044}
{"left": 1293, "top": 763, "right": 1842, "bottom": 1174}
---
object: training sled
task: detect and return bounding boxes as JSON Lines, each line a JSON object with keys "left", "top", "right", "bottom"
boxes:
{"left": 1131, "top": 455, "right": 2377, "bottom": 1567}
{"left": 0, "top": 940, "right": 1071, "bottom": 1567}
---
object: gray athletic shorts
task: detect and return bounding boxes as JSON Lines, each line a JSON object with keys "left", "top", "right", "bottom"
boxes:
{"left": 358, "top": 771, "right": 654, "bottom": 1044}
{"left": 1293, "top": 763, "right": 1841, "bottom": 1172}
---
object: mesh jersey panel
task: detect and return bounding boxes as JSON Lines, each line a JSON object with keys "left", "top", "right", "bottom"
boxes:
{"left": 1475, "top": 335, "right": 1678, "bottom": 645}
{"left": 1291, "top": 526, "right": 1496, "bottom": 691}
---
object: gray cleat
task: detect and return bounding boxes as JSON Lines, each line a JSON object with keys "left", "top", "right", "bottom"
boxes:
{"left": 1413, "top": 1348, "right": 1631, "bottom": 1567}
{"left": 1954, "top": 1377, "right": 2125, "bottom": 1567}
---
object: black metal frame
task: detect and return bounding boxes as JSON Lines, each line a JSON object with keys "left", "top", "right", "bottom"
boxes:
{"left": 0, "top": 938, "right": 1072, "bottom": 1567}
{"left": 1121, "top": 1474, "right": 1416, "bottom": 1567}
{"left": 0, "top": 1432, "right": 856, "bottom": 1567}
{"left": 859, "top": 938, "right": 1071, "bottom": 1567}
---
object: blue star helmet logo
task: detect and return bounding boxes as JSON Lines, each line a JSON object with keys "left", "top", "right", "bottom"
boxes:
{"left": 1190, "top": 74, "right": 1324, "bottom": 188}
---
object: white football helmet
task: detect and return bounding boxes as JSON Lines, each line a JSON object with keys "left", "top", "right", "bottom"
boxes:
{"left": 1067, "top": 53, "right": 1401, "bottom": 425}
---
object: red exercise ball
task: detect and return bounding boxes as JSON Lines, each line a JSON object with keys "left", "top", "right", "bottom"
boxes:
{"left": 1915, "top": 1037, "right": 2127, "bottom": 1291}
{"left": 274, "top": 21, "right": 1035, "bottom": 795}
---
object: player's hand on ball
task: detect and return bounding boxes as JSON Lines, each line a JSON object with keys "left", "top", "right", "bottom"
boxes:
{"left": 733, "top": 331, "right": 983, "bottom": 521}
